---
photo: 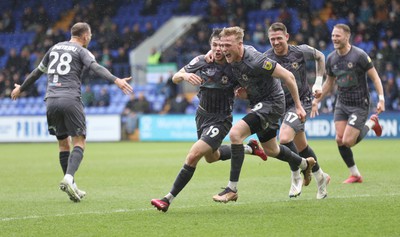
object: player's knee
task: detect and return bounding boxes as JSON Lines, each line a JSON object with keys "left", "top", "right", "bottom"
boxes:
{"left": 335, "top": 136, "right": 343, "bottom": 145}
{"left": 204, "top": 155, "right": 218, "bottom": 163}
{"left": 229, "top": 129, "right": 243, "bottom": 143}
{"left": 342, "top": 139, "right": 355, "bottom": 148}
{"left": 186, "top": 152, "right": 202, "bottom": 165}
{"left": 58, "top": 138, "right": 70, "bottom": 151}
{"left": 279, "top": 135, "right": 292, "bottom": 145}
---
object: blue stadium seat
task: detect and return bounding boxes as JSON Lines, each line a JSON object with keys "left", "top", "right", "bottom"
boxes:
{"left": 326, "top": 18, "right": 348, "bottom": 32}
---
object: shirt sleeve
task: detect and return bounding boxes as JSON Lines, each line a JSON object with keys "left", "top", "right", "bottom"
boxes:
{"left": 358, "top": 49, "right": 374, "bottom": 71}
{"left": 184, "top": 55, "right": 207, "bottom": 73}
{"left": 80, "top": 48, "right": 97, "bottom": 68}
{"left": 259, "top": 54, "right": 277, "bottom": 76}
{"left": 298, "top": 44, "right": 316, "bottom": 61}
{"left": 37, "top": 49, "right": 51, "bottom": 73}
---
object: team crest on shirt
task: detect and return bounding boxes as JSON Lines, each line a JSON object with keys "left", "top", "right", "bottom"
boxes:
{"left": 347, "top": 62, "right": 353, "bottom": 69}
{"left": 292, "top": 62, "right": 299, "bottom": 69}
{"left": 189, "top": 56, "right": 200, "bottom": 65}
{"left": 241, "top": 74, "right": 249, "bottom": 81}
{"left": 221, "top": 75, "right": 228, "bottom": 84}
{"left": 205, "top": 67, "right": 217, "bottom": 76}
{"left": 262, "top": 61, "right": 273, "bottom": 70}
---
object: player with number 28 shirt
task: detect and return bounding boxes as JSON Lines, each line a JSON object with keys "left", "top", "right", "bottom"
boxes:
{"left": 11, "top": 22, "right": 132, "bottom": 202}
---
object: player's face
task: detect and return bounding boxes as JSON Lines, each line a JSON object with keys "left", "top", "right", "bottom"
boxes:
{"left": 83, "top": 30, "right": 92, "bottom": 48}
{"left": 220, "top": 35, "right": 242, "bottom": 63}
{"left": 268, "top": 30, "right": 289, "bottom": 55}
{"left": 331, "top": 27, "right": 348, "bottom": 50}
{"left": 210, "top": 37, "right": 225, "bottom": 63}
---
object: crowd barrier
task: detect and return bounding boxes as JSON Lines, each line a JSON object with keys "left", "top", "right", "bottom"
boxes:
{"left": 139, "top": 113, "right": 400, "bottom": 141}
{"left": 0, "top": 113, "right": 398, "bottom": 143}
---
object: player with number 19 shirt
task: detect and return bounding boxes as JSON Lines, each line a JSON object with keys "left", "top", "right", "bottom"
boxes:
{"left": 151, "top": 29, "right": 244, "bottom": 212}
{"left": 184, "top": 54, "right": 237, "bottom": 147}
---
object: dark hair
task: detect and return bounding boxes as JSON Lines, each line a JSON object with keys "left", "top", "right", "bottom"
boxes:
{"left": 209, "top": 28, "right": 222, "bottom": 44}
{"left": 71, "top": 22, "right": 91, "bottom": 37}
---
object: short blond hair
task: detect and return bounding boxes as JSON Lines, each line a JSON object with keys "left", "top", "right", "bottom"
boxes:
{"left": 220, "top": 26, "right": 244, "bottom": 43}
{"left": 334, "top": 24, "right": 351, "bottom": 36}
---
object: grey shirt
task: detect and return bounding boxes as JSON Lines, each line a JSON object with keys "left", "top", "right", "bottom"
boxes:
{"left": 38, "top": 41, "right": 96, "bottom": 99}
{"left": 231, "top": 45, "right": 283, "bottom": 106}
{"left": 265, "top": 44, "right": 315, "bottom": 108}
{"left": 326, "top": 45, "right": 373, "bottom": 107}
{"left": 184, "top": 55, "right": 237, "bottom": 114}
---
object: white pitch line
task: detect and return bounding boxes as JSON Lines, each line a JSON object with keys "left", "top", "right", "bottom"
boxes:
{"left": 1, "top": 192, "right": 399, "bottom": 222}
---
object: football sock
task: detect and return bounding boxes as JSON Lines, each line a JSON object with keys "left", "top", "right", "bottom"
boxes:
{"left": 366, "top": 119, "right": 375, "bottom": 129}
{"left": 338, "top": 145, "right": 355, "bottom": 167}
{"left": 276, "top": 145, "right": 303, "bottom": 168}
{"left": 349, "top": 165, "right": 361, "bottom": 177}
{"left": 313, "top": 168, "right": 324, "bottom": 181}
{"left": 282, "top": 141, "right": 299, "bottom": 171}
{"left": 66, "top": 146, "right": 84, "bottom": 177}
{"left": 164, "top": 193, "right": 174, "bottom": 203}
{"left": 299, "top": 145, "right": 320, "bottom": 172}
{"left": 230, "top": 144, "right": 244, "bottom": 182}
{"left": 244, "top": 144, "right": 252, "bottom": 154}
{"left": 170, "top": 164, "right": 195, "bottom": 197}
{"left": 59, "top": 151, "right": 70, "bottom": 175}
{"left": 291, "top": 169, "right": 301, "bottom": 179}
{"left": 356, "top": 125, "right": 370, "bottom": 144}
{"left": 64, "top": 174, "right": 74, "bottom": 184}
{"left": 299, "top": 159, "right": 308, "bottom": 170}
{"left": 227, "top": 181, "right": 238, "bottom": 192}
{"left": 218, "top": 145, "right": 231, "bottom": 161}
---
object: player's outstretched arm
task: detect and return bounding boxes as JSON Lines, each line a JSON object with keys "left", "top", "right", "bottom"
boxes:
{"left": 114, "top": 77, "right": 133, "bottom": 95}
{"left": 89, "top": 62, "right": 133, "bottom": 94}
{"left": 11, "top": 68, "right": 43, "bottom": 100}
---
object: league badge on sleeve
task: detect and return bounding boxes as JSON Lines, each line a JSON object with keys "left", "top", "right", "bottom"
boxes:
{"left": 189, "top": 56, "right": 200, "bottom": 66}
{"left": 262, "top": 60, "right": 273, "bottom": 70}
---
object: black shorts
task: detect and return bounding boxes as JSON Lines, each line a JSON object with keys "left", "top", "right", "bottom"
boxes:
{"left": 334, "top": 100, "right": 369, "bottom": 131}
{"left": 242, "top": 99, "right": 285, "bottom": 143}
{"left": 196, "top": 108, "right": 232, "bottom": 151}
{"left": 46, "top": 97, "right": 86, "bottom": 138}
{"left": 282, "top": 99, "right": 312, "bottom": 133}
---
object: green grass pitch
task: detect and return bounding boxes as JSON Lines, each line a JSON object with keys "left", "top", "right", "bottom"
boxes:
{"left": 1, "top": 140, "right": 399, "bottom": 237}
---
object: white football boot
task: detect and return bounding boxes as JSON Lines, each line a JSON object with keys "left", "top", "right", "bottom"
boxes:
{"left": 73, "top": 182, "right": 86, "bottom": 199}
{"left": 316, "top": 172, "right": 330, "bottom": 199}
{"left": 59, "top": 177, "right": 81, "bottom": 202}
{"left": 289, "top": 169, "right": 303, "bottom": 198}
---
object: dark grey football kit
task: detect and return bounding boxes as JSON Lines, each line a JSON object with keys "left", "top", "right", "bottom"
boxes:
{"left": 326, "top": 46, "right": 373, "bottom": 130}
{"left": 184, "top": 55, "right": 237, "bottom": 151}
{"left": 265, "top": 44, "right": 316, "bottom": 133}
